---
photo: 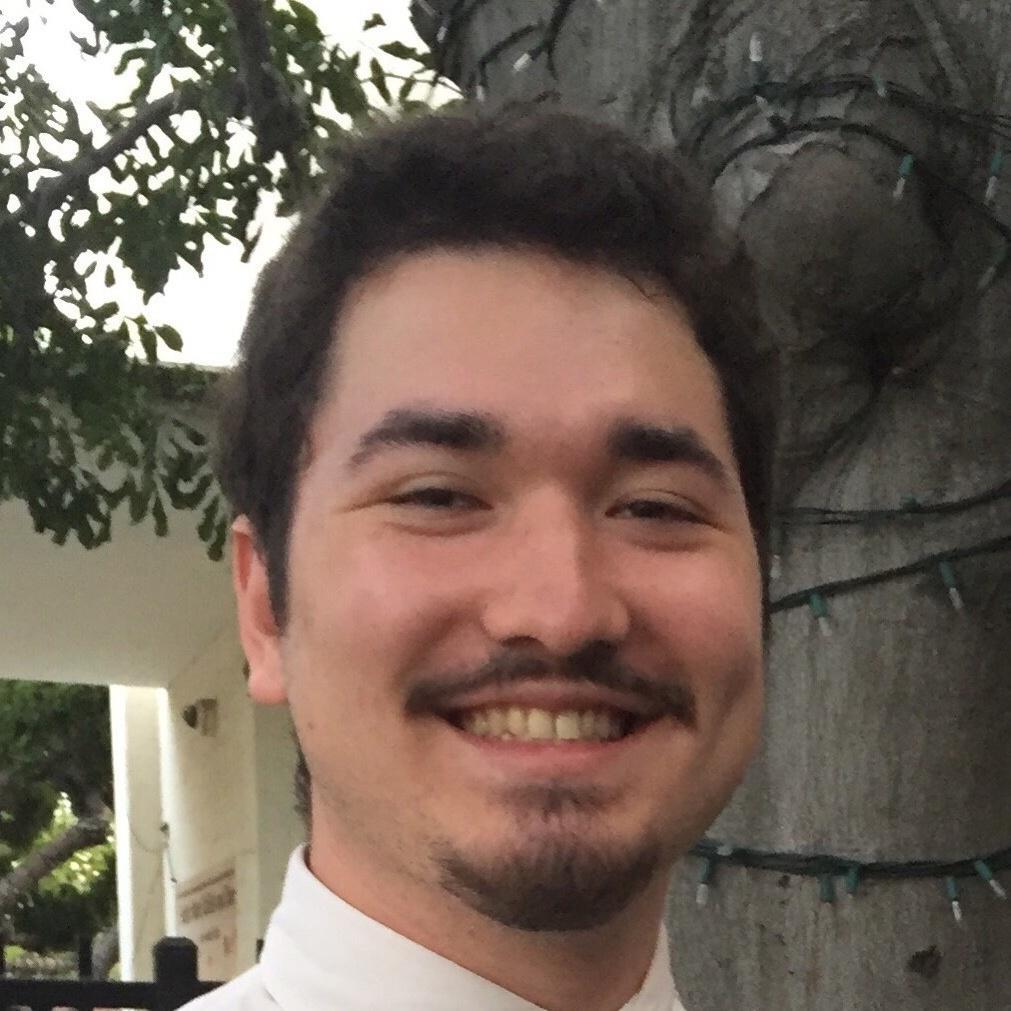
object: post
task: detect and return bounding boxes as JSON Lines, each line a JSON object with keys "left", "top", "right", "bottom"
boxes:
{"left": 78, "top": 934, "right": 93, "bottom": 978}
{"left": 153, "top": 936, "right": 200, "bottom": 1010}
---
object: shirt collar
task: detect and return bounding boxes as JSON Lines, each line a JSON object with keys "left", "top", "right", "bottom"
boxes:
{"left": 260, "top": 847, "right": 684, "bottom": 1011}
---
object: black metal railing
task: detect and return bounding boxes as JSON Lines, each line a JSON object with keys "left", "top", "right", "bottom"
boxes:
{"left": 0, "top": 935, "right": 221, "bottom": 1011}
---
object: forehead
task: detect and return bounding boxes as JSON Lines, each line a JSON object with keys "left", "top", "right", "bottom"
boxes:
{"left": 318, "top": 248, "right": 733, "bottom": 460}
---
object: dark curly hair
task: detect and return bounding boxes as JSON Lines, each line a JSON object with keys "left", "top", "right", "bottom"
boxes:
{"left": 216, "top": 106, "right": 775, "bottom": 630}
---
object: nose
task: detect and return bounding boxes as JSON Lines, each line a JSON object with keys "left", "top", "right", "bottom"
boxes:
{"left": 479, "top": 495, "right": 631, "bottom": 655}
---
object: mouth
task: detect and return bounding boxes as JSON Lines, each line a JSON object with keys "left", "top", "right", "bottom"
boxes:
{"left": 441, "top": 704, "right": 658, "bottom": 744}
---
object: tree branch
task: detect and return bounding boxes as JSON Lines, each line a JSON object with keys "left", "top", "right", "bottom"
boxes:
{"left": 17, "top": 87, "right": 197, "bottom": 231}
{"left": 222, "top": 0, "right": 304, "bottom": 159}
{"left": 0, "top": 813, "right": 110, "bottom": 915}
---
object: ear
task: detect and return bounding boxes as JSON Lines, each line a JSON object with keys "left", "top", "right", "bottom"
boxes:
{"left": 232, "top": 516, "right": 287, "bottom": 705}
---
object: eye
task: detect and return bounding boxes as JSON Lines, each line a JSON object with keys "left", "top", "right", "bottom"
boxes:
{"left": 388, "top": 486, "right": 487, "bottom": 511}
{"left": 609, "top": 498, "right": 702, "bottom": 523}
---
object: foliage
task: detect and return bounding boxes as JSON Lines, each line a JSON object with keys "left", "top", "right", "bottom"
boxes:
{"left": 6, "top": 796, "right": 116, "bottom": 951}
{"left": 0, "top": 680, "right": 112, "bottom": 814}
{"left": 0, "top": 681, "right": 115, "bottom": 949}
{"left": 0, "top": 1, "right": 437, "bottom": 557}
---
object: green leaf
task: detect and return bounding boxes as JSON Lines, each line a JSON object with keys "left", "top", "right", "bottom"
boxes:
{"left": 380, "top": 41, "right": 420, "bottom": 62}
{"left": 152, "top": 493, "right": 168, "bottom": 536}
{"left": 91, "top": 301, "right": 118, "bottom": 322}
{"left": 103, "top": 264, "right": 114, "bottom": 287}
{"left": 158, "top": 324, "right": 183, "bottom": 352}
{"left": 399, "top": 77, "right": 418, "bottom": 104}
{"left": 369, "top": 58, "right": 391, "bottom": 104}
{"left": 289, "top": 0, "right": 319, "bottom": 27}
{"left": 207, "top": 516, "right": 228, "bottom": 561}
{"left": 362, "top": 13, "right": 386, "bottom": 30}
{"left": 128, "top": 485, "right": 150, "bottom": 523}
{"left": 197, "top": 497, "right": 219, "bottom": 542}
{"left": 140, "top": 328, "right": 157, "bottom": 363}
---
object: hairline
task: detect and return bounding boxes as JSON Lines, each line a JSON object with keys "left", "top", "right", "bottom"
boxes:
{"left": 281, "top": 239, "right": 753, "bottom": 598}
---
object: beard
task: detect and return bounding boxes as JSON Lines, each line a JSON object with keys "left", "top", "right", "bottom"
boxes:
{"left": 434, "top": 782, "right": 664, "bottom": 932}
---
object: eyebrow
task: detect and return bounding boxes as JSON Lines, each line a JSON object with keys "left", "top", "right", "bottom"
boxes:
{"left": 348, "top": 408, "right": 507, "bottom": 469}
{"left": 606, "top": 419, "right": 731, "bottom": 487}
{"left": 347, "top": 407, "right": 731, "bottom": 486}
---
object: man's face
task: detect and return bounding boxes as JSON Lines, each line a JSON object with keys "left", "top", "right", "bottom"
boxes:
{"left": 237, "top": 249, "right": 763, "bottom": 932}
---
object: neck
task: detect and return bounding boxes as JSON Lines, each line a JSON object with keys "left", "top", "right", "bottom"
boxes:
{"left": 307, "top": 830, "right": 671, "bottom": 1011}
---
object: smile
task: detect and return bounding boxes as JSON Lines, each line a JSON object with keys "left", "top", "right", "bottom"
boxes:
{"left": 447, "top": 706, "right": 645, "bottom": 743}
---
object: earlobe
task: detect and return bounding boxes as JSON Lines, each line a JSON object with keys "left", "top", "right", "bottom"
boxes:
{"left": 232, "top": 516, "right": 288, "bottom": 705}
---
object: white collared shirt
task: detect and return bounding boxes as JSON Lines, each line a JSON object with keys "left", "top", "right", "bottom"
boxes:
{"left": 182, "top": 847, "right": 686, "bottom": 1010}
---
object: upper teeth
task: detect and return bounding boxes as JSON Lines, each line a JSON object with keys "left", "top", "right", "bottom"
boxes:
{"left": 459, "top": 706, "right": 626, "bottom": 742}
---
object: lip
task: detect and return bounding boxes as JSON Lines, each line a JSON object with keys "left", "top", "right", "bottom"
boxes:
{"left": 440, "top": 712, "right": 685, "bottom": 781}
{"left": 433, "top": 678, "right": 669, "bottom": 721}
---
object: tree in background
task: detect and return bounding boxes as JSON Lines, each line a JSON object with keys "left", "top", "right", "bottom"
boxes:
{"left": 0, "top": 0, "right": 437, "bottom": 558}
{"left": 0, "top": 682, "right": 115, "bottom": 971}
{"left": 0, "top": 0, "right": 438, "bottom": 967}
{"left": 407, "top": 1, "right": 1010, "bottom": 1008}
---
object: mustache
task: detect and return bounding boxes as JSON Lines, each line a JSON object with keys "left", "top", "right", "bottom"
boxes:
{"left": 405, "top": 641, "right": 696, "bottom": 726}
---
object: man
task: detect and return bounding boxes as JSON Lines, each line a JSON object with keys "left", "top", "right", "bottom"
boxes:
{"left": 186, "top": 106, "right": 773, "bottom": 1010}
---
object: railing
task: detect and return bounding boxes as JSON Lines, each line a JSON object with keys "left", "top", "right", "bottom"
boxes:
{"left": 0, "top": 936, "right": 221, "bottom": 1011}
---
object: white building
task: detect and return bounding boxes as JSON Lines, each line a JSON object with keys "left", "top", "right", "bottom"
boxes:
{"left": 2, "top": 495, "right": 300, "bottom": 981}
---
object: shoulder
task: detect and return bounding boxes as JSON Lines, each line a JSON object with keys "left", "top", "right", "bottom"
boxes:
{"left": 178, "top": 966, "right": 277, "bottom": 1010}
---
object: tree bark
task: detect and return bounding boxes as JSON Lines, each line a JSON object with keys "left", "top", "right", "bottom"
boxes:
{"left": 415, "top": 1, "right": 1011, "bottom": 1007}
{"left": 92, "top": 922, "right": 120, "bottom": 981}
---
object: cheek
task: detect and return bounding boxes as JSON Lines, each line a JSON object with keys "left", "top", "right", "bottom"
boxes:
{"left": 642, "top": 552, "right": 763, "bottom": 713}
{"left": 286, "top": 522, "right": 473, "bottom": 705}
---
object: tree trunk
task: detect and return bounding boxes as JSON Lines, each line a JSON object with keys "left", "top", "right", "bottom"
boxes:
{"left": 413, "top": 2, "right": 1011, "bottom": 1007}
{"left": 92, "top": 922, "right": 120, "bottom": 981}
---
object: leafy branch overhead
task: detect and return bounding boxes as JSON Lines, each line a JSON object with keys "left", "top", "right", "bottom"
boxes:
{"left": 0, "top": 2, "right": 438, "bottom": 558}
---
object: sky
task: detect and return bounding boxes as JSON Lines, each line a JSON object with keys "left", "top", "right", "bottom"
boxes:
{"left": 7, "top": 0, "right": 432, "bottom": 367}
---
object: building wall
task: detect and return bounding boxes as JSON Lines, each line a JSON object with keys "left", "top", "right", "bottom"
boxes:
{"left": 158, "top": 626, "right": 262, "bottom": 978}
{"left": 114, "top": 621, "right": 301, "bottom": 981}
{"left": 110, "top": 685, "right": 167, "bottom": 980}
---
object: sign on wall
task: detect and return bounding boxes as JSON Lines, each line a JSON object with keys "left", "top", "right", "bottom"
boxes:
{"left": 176, "top": 864, "right": 238, "bottom": 980}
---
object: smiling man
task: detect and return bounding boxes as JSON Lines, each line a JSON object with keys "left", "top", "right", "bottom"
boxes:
{"left": 186, "top": 108, "right": 773, "bottom": 1011}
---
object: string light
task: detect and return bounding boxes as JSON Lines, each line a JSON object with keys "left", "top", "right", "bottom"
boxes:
{"left": 893, "top": 153, "right": 915, "bottom": 201}
{"left": 974, "top": 860, "right": 1008, "bottom": 900}
{"left": 513, "top": 51, "right": 534, "bottom": 73}
{"left": 945, "top": 876, "right": 964, "bottom": 925}
{"left": 819, "top": 874, "right": 836, "bottom": 904}
{"left": 937, "top": 560, "right": 964, "bottom": 611}
{"left": 978, "top": 246, "right": 1007, "bottom": 291}
{"left": 807, "top": 591, "right": 832, "bottom": 637}
{"left": 680, "top": 72, "right": 1011, "bottom": 291}
{"left": 845, "top": 865, "right": 861, "bottom": 897}
{"left": 695, "top": 857, "right": 716, "bottom": 907}
{"left": 749, "top": 33, "right": 766, "bottom": 83}
{"left": 769, "top": 535, "right": 1011, "bottom": 617}
{"left": 696, "top": 844, "right": 734, "bottom": 906}
{"left": 985, "top": 149, "right": 1004, "bottom": 205}
{"left": 779, "top": 478, "right": 1011, "bottom": 526}
{"left": 690, "top": 839, "right": 1011, "bottom": 920}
